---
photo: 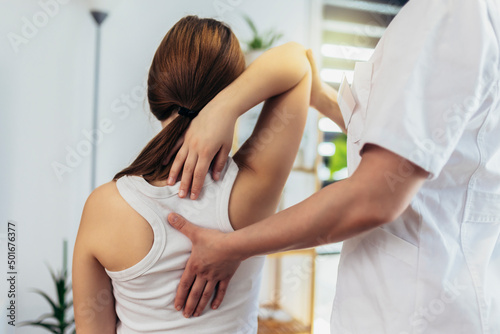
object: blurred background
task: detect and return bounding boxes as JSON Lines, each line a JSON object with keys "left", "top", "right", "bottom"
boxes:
{"left": 0, "top": 0, "right": 407, "bottom": 333}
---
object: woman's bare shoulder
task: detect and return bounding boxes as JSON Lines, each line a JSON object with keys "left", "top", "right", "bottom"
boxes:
{"left": 79, "top": 180, "right": 153, "bottom": 271}
{"left": 78, "top": 181, "right": 130, "bottom": 247}
{"left": 85, "top": 181, "right": 125, "bottom": 214}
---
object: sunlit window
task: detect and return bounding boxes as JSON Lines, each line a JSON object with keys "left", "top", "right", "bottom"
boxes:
{"left": 316, "top": 0, "right": 406, "bottom": 186}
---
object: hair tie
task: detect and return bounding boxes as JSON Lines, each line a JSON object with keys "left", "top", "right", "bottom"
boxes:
{"left": 178, "top": 106, "right": 199, "bottom": 119}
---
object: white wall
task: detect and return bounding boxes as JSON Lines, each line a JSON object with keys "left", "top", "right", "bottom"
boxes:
{"left": 0, "top": 0, "right": 313, "bottom": 332}
{"left": 1, "top": 1, "right": 95, "bottom": 333}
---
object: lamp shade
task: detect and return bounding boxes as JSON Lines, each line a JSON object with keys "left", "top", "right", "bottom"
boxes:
{"left": 87, "top": 0, "right": 124, "bottom": 13}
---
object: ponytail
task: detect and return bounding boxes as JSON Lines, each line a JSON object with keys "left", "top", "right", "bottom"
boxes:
{"left": 113, "top": 114, "right": 191, "bottom": 181}
{"left": 113, "top": 16, "right": 245, "bottom": 182}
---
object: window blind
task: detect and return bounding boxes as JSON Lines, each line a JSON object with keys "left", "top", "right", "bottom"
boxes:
{"left": 317, "top": 0, "right": 408, "bottom": 182}
{"left": 320, "top": 0, "right": 407, "bottom": 87}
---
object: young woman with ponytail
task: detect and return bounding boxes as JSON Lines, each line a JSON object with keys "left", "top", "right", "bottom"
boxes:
{"left": 72, "top": 15, "right": 339, "bottom": 333}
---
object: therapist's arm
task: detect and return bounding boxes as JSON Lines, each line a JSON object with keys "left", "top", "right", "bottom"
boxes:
{"left": 168, "top": 144, "right": 429, "bottom": 317}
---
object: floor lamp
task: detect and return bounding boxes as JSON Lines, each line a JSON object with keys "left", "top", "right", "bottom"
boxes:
{"left": 87, "top": 0, "right": 122, "bottom": 191}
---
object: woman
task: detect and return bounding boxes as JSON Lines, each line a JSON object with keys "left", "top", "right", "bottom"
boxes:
{"left": 73, "top": 16, "right": 317, "bottom": 333}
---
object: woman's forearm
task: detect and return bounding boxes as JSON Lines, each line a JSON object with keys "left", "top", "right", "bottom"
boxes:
{"left": 315, "top": 82, "right": 346, "bottom": 132}
{"left": 306, "top": 49, "right": 346, "bottom": 132}
{"left": 206, "top": 42, "right": 311, "bottom": 119}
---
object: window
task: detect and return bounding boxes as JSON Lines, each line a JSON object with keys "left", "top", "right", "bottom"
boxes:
{"left": 316, "top": 0, "right": 408, "bottom": 186}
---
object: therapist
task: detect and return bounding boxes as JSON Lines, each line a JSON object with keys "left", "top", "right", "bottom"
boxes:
{"left": 166, "top": 0, "right": 500, "bottom": 332}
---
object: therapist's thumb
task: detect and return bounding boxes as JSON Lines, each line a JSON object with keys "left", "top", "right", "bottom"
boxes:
{"left": 168, "top": 213, "right": 197, "bottom": 239}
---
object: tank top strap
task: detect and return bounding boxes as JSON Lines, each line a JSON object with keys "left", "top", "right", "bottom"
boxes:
{"left": 105, "top": 178, "right": 167, "bottom": 281}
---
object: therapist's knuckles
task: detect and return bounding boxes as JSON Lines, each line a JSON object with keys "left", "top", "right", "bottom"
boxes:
{"left": 178, "top": 279, "right": 194, "bottom": 292}
{"left": 188, "top": 264, "right": 213, "bottom": 279}
{"left": 200, "top": 290, "right": 214, "bottom": 306}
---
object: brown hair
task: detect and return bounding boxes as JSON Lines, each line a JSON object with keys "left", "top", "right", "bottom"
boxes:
{"left": 114, "top": 16, "right": 245, "bottom": 181}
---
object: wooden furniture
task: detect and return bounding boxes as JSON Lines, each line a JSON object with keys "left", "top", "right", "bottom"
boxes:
{"left": 258, "top": 249, "right": 317, "bottom": 334}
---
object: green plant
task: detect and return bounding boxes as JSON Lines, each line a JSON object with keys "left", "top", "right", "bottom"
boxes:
{"left": 243, "top": 14, "right": 283, "bottom": 51}
{"left": 21, "top": 241, "right": 75, "bottom": 334}
{"left": 329, "top": 133, "right": 348, "bottom": 179}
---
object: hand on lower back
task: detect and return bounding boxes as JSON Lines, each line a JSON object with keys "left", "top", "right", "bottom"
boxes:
{"left": 167, "top": 213, "right": 241, "bottom": 317}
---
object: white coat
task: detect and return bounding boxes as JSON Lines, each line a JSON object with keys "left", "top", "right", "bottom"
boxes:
{"left": 332, "top": 0, "right": 500, "bottom": 333}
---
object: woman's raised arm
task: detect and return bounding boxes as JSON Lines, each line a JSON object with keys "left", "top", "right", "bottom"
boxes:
{"left": 167, "top": 42, "right": 311, "bottom": 200}
{"left": 307, "top": 49, "right": 346, "bottom": 132}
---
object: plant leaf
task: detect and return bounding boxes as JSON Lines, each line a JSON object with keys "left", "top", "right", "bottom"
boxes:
{"left": 19, "top": 321, "right": 60, "bottom": 333}
{"left": 31, "top": 312, "right": 56, "bottom": 323}
{"left": 243, "top": 14, "right": 259, "bottom": 37}
{"left": 25, "top": 252, "right": 73, "bottom": 333}
{"left": 49, "top": 267, "right": 67, "bottom": 309}
{"left": 263, "top": 31, "right": 283, "bottom": 49}
{"left": 32, "top": 289, "right": 60, "bottom": 316}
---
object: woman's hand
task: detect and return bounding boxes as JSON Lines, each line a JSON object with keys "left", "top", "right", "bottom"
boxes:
{"left": 168, "top": 106, "right": 237, "bottom": 200}
{"left": 167, "top": 213, "right": 242, "bottom": 317}
{"left": 169, "top": 43, "right": 314, "bottom": 199}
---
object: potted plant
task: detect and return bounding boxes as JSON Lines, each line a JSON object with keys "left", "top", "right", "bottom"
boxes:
{"left": 242, "top": 14, "right": 283, "bottom": 66}
{"left": 20, "top": 240, "right": 75, "bottom": 333}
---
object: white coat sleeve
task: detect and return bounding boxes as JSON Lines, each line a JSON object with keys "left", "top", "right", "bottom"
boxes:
{"left": 359, "top": 0, "right": 498, "bottom": 179}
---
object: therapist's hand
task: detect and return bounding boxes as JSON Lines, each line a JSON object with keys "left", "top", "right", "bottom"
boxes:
{"left": 168, "top": 106, "right": 237, "bottom": 200}
{"left": 168, "top": 213, "right": 242, "bottom": 317}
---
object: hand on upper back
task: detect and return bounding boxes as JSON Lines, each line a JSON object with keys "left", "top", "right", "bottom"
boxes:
{"left": 167, "top": 213, "right": 241, "bottom": 317}
{"left": 168, "top": 106, "right": 237, "bottom": 200}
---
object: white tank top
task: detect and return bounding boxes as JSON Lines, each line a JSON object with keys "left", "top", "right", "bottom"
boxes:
{"left": 106, "top": 158, "right": 265, "bottom": 334}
